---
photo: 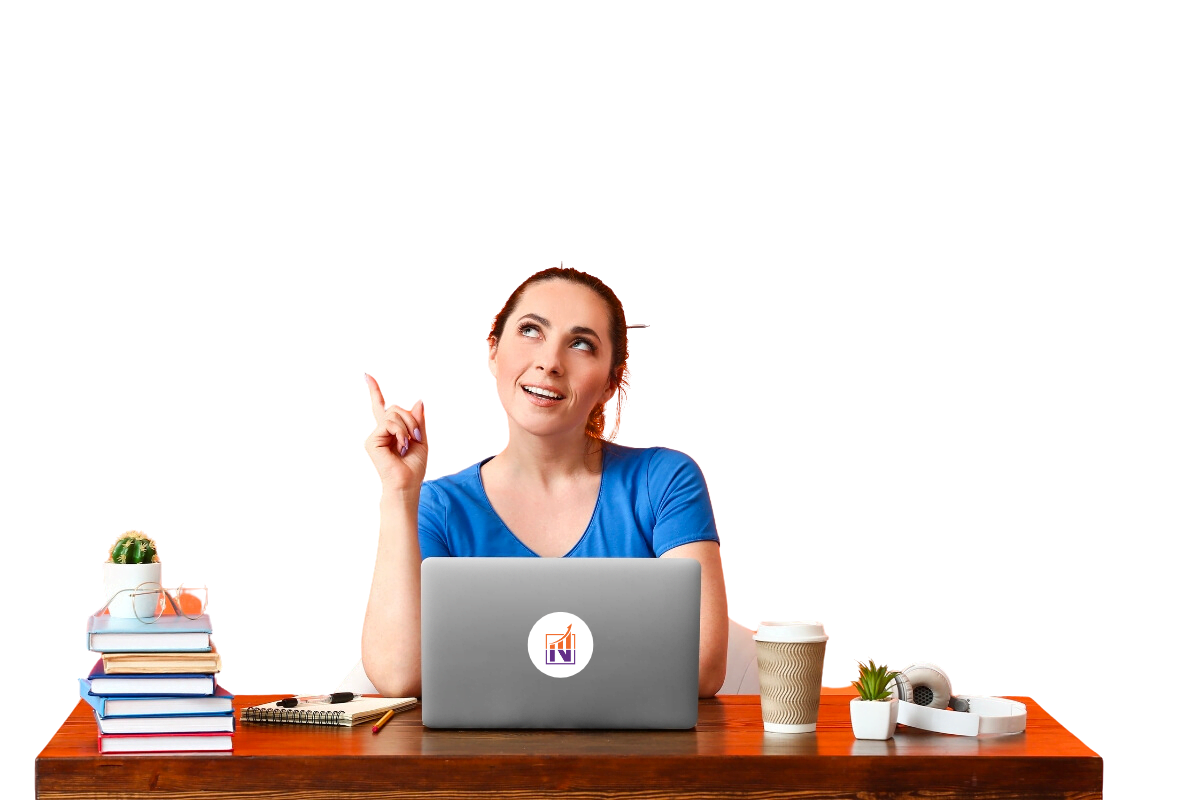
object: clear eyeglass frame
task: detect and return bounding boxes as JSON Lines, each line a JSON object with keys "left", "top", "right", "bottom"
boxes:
{"left": 96, "top": 581, "right": 209, "bottom": 624}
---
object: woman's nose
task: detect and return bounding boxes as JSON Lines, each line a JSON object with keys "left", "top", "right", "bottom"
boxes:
{"left": 536, "top": 348, "right": 564, "bottom": 375}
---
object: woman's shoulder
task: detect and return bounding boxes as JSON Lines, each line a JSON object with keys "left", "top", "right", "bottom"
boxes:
{"left": 604, "top": 442, "right": 705, "bottom": 478}
{"left": 604, "top": 444, "right": 714, "bottom": 520}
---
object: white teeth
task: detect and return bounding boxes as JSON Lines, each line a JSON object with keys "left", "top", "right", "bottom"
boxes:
{"left": 523, "top": 386, "right": 563, "bottom": 400}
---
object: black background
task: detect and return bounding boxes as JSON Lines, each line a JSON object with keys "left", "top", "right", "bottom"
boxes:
{"left": 32, "top": 247, "right": 1166, "bottom": 796}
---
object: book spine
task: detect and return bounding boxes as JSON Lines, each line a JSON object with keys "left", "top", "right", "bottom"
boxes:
{"left": 240, "top": 707, "right": 346, "bottom": 726}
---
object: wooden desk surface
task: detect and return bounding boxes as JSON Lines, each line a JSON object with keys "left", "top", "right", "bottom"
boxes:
{"left": 37, "top": 692, "right": 1102, "bottom": 800}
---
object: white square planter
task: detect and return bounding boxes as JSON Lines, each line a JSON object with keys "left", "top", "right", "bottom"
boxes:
{"left": 102, "top": 562, "right": 162, "bottom": 618}
{"left": 850, "top": 697, "right": 899, "bottom": 740}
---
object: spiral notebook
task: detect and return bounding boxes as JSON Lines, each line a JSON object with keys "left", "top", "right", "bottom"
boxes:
{"left": 241, "top": 696, "right": 417, "bottom": 727}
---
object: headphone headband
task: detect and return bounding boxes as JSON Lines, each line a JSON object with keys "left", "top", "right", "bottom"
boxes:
{"left": 888, "top": 663, "right": 1027, "bottom": 737}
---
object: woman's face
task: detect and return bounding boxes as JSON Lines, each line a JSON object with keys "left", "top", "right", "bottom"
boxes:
{"left": 489, "top": 279, "right": 618, "bottom": 440}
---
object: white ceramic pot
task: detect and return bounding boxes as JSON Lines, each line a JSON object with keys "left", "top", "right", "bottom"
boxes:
{"left": 102, "top": 561, "right": 162, "bottom": 619}
{"left": 850, "top": 697, "right": 899, "bottom": 740}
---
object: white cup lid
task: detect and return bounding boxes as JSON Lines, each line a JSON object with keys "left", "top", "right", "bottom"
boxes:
{"left": 754, "top": 621, "right": 828, "bottom": 643}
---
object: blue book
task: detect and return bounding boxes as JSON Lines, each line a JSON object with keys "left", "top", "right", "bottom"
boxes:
{"left": 80, "top": 680, "right": 234, "bottom": 717}
{"left": 87, "top": 658, "right": 214, "bottom": 696}
{"left": 86, "top": 613, "right": 212, "bottom": 653}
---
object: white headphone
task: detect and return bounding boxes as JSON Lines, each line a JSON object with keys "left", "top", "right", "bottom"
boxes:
{"left": 885, "top": 663, "right": 1027, "bottom": 736}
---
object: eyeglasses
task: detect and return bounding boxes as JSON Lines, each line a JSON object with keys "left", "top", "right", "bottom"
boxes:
{"left": 96, "top": 582, "right": 209, "bottom": 624}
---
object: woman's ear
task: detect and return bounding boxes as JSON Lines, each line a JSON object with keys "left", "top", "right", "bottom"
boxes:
{"left": 487, "top": 338, "right": 499, "bottom": 378}
{"left": 602, "top": 371, "right": 620, "bottom": 404}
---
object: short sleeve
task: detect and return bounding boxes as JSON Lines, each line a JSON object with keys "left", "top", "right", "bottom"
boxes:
{"left": 417, "top": 482, "right": 452, "bottom": 559}
{"left": 646, "top": 448, "right": 720, "bottom": 556}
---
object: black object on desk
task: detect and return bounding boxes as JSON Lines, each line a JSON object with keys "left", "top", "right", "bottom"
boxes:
{"left": 276, "top": 692, "right": 358, "bottom": 708}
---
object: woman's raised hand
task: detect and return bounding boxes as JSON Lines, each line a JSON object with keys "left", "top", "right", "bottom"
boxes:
{"left": 364, "top": 373, "right": 428, "bottom": 496}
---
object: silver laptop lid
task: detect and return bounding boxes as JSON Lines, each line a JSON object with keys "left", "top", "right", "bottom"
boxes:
{"left": 421, "top": 557, "right": 700, "bottom": 729}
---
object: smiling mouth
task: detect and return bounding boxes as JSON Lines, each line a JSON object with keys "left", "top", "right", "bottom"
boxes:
{"left": 522, "top": 386, "right": 565, "bottom": 400}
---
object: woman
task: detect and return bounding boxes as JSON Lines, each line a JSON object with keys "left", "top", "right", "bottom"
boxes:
{"left": 361, "top": 267, "right": 728, "bottom": 698}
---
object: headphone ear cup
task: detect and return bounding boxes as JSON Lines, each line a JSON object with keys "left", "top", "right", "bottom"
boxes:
{"left": 898, "top": 663, "right": 953, "bottom": 709}
{"left": 885, "top": 669, "right": 912, "bottom": 703}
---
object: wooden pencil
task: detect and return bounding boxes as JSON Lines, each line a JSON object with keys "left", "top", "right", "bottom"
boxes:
{"left": 371, "top": 709, "right": 396, "bottom": 734}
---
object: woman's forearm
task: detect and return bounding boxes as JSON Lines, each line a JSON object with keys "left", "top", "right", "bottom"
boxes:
{"left": 698, "top": 596, "right": 729, "bottom": 698}
{"left": 361, "top": 492, "right": 423, "bottom": 698}
{"left": 661, "top": 541, "right": 729, "bottom": 697}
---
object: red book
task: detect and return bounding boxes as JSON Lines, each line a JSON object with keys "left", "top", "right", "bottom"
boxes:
{"left": 97, "top": 731, "right": 233, "bottom": 754}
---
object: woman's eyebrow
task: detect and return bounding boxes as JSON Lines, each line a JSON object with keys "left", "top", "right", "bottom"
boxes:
{"left": 564, "top": 323, "right": 597, "bottom": 340}
{"left": 517, "top": 313, "right": 601, "bottom": 341}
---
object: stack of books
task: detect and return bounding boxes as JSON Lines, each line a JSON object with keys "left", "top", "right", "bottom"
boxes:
{"left": 81, "top": 610, "right": 234, "bottom": 753}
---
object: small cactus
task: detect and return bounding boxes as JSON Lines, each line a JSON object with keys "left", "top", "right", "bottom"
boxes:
{"left": 108, "top": 530, "right": 159, "bottom": 564}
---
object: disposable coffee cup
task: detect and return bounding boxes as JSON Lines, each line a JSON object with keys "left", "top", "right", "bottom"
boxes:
{"left": 754, "top": 621, "right": 828, "bottom": 733}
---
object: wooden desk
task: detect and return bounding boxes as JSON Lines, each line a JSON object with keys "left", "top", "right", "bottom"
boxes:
{"left": 36, "top": 692, "right": 1102, "bottom": 800}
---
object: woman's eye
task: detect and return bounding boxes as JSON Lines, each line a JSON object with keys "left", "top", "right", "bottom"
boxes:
{"left": 519, "top": 324, "right": 539, "bottom": 338}
{"left": 571, "top": 339, "right": 594, "bottom": 351}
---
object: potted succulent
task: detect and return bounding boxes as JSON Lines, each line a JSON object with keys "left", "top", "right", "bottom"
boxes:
{"left": 102, "top": 531, "right": 161, "bottom": 619}
{"left": 850, "top": 660, "right": 901, "bottom": 740}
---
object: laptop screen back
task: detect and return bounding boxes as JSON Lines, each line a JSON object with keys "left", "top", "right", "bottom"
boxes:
{"left": 421, "top": 557, "right": 700, "bottom": 729}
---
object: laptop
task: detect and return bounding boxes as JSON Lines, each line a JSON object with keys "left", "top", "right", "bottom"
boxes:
{"left": 421, "top": 557, "right": 701, "bottom": 729}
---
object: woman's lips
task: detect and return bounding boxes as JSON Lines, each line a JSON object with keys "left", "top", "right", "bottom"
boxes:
{"left": 523, "top": 383, "right": 564, "bottom": 402}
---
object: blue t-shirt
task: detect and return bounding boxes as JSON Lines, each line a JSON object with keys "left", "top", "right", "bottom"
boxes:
{"left": 417, "top": 443, "right": 720, "bottom": 559}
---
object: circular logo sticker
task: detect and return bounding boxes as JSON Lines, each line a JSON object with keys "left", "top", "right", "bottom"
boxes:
{"left": 528, "top": 611, "right": 593, "bottom": 678}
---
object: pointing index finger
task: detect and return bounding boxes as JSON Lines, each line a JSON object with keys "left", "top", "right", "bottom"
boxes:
{"left": 365, "top": 373, "right": 386, "bottom": 423}
{"left": 362, "top": 374, "right": 410, "bottom": 429}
